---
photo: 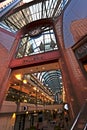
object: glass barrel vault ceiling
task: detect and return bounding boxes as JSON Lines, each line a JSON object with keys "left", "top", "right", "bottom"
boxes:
{"left": 22, "top": 69, "right": 63, "bottom": 103}
{"left": 0, "top": 0, "right": 69, "bottom": 32}
{"left": 34, "top": 70, "right": 63, "bottom": 94}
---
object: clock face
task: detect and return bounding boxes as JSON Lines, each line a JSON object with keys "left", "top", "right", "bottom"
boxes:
{"left": 29, "top": 28, "right": 41, "bottom": 37}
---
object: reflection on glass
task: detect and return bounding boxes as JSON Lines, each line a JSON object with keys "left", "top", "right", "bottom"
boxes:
{"left": 16, "top": 28, "right": 58, "bottom": 58}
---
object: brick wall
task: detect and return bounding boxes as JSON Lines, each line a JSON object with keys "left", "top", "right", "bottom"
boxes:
{"left": 54, "top": 16, "right": 80, "bottom": 118}
{"left": 0, "top": 27, "right": 15, "bottom": 51}
{"left": 0, "top": 28, "right": 15, "bottom": 85}
{"left": 0, "top": 43, "right": 9, "bottom": 86}
{"left": 65, "top": 48, "right": 87, "bottom": 105}
{"left": 0, "top": 28, "right": 15, "bottom": 108}
{"left": 69, "top": 18, "right": 87, "bottom": 104}
{"left": 70, "top": 18, "right": 87, "bottom": 43}
{"left": 55, "top": 16, "right": 87, "bottom": 118}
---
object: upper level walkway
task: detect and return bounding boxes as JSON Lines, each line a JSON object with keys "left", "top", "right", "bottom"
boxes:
{"left": 0, "top": 101, "right": 63, "bottom": 114}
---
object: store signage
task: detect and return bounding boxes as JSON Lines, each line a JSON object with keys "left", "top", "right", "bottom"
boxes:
{"left": 10, "top": 50, "right": 60, "bottom": 68}
{"left": 75, "top": 42, "right": 87, "bottom": 59}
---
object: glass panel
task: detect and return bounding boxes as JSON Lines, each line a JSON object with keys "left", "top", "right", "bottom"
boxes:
{"left": 16, "top": 27, "right": 58, "bottom": 58}
{"left": 0, "top": 0, "right": 69, "bottom": 32}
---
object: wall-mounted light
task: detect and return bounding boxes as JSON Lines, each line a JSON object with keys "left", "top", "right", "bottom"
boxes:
{"left": 33, "top": 87, "right": 37, "bottom": 91}
{"left": 24, "top": 99, "right": 27, "bottom": 103}
{"left": 26, "top": 111, "right": 29, "bottom": 114}
{"left": 59, "top": 76, "right": 62, "bottom": 79}
{"left": 15, "top": 74, "right": 22, "bottom": 81}
{"left": 23, "top": 79, "right": 27, "bottom": 84}
{"left": 12, "top": 113, "right": 16, "bottom": 119}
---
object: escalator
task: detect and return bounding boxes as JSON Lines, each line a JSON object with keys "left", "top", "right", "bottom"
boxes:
{"left": 70, "top": 102, "right": 87, "bottom": 130}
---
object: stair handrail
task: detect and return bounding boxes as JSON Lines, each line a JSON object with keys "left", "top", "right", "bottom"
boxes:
{"left": 83, "top": 123, "right": 87, "bottom": 130}
{"left": 70, "top": 102, "right": 87, "bottom": 130}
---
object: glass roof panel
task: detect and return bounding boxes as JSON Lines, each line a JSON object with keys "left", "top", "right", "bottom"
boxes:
{"left": 33, "top": 70, "right": 63, "bottom": 95}
{"left": 0, "top": 0, "right": 69, "bottom": 32}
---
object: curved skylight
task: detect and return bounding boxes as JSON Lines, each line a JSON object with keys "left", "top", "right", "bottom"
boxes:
{"left": 0, "top": 0, "right": 69, "bottom": 32}
{"left": 34, "top": 70, "right": 63, "bottom": 94}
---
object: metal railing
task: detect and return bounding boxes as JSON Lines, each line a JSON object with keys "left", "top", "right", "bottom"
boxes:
{"left": 83, "top": 123, "right": 87, "bottom": 130}
{"left": 70, "top": 102, "right": 87, "bottom": 130}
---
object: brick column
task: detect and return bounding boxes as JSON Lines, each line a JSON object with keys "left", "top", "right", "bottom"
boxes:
{"left": 64, "top": 47, "right": 87, "bottom": 105}
{"left": 0, "top": 34, "right": 20, "bottom": 110}
{"left": 70, "top": 18, "right": 87, "bottom": 43}
{"left": 54, "top": 16, "right": 85, "bottom": 119}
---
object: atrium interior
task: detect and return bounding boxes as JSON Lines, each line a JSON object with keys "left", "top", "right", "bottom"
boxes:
{"left": 0, "top": 0, "right": 87, "bottom": 130}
